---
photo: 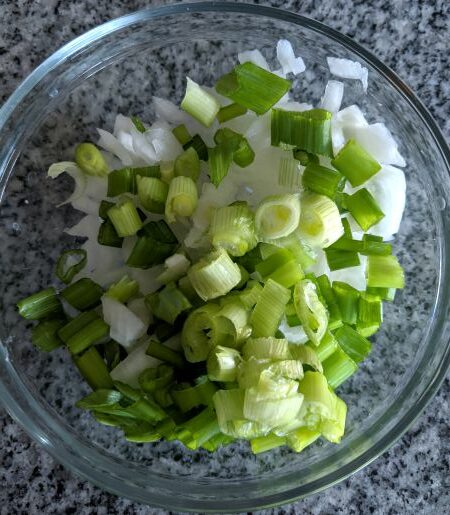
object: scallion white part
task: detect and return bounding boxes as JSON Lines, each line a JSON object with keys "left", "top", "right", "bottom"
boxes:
{"left": 327, "top": 57, "right": 368, "bottom": 92}
{"left": 320, "top": 80, "right": 344, "bottom": 113}
{"left": 276, "top": 40, "right": 306, "bottom": 76}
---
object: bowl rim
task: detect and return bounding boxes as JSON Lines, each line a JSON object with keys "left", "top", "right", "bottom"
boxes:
{"left": 0, "top": 2, "right": 449, "bottom": 511}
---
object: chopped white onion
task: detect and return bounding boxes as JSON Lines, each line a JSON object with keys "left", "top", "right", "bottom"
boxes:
{"left": 153, "top": 96, "right": 186, "bottom": 125}
{"left": 238, "top": 49, "right": 270, "bottom": 70}
{"left": 47, "top": 161, "right": 86, "bottom": 207}
{"left": 276, "top": 101, "right": 313, "bottom": 112}
{"left": 102, "top": 295, "right": 147, "bottom": 349}
{"left": 110, "top": 341, "right": 160, "bottom": 387}
{"left": 276, "top": 40, "right": 306, "bottom": 76}
{"left": 65, "top": 214, "right": 100, "bottom": 238}
{"left": 126, "top": 265, "right": 165, "bottom": 295}
{"left": 331, "top": 105, "right": 370, "bottom": 154}
{"left": 278, "top": 317, "right": 309, "bottom": 344}
{"left": 327, "top": 57, "right": 368, "bottom": 92}
{"left": 97, "top": 128, "right": 137, "bottom": 166}
{"left": 320, "top": 80, "right": 344, "bottom": 113}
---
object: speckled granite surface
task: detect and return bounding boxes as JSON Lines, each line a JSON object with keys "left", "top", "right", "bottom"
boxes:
{"left": 0, "top": 1, "right": 449, "bottom": 513}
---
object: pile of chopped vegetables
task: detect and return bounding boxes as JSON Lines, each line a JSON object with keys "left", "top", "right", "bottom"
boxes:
{"left": 17, "top": 40, "right": 406, "bottom": 454}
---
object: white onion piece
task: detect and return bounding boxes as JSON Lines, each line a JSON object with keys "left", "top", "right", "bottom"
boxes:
{"left": 192, "top": 182, "right": 238, "bottom": 230}
{"left": 332, "top": 105, "right": 369, "bottom": 154}
{"left": 320, "top": 80, "right": 344, "bottom": 113}
{"left": 238, "top": 49, "right": 269, "bottom": 70}
{"left": 126, "top": 265, "right": 165, "bottom": 295}
{"left": 47, "top": 161, "right": 86, "bottom": 207}
{"left": 245, "top": 112, "right": 271, "bottom": 152}
{"left": 330, "top": 255, "right": 367, "bottom": 291}
{"left": 276, "top": 40, "right": 306, "bottom": 76}
{"left": 127, "top": 297, "right": 152, "bottom": 327}
{"left": 64, "top": 214, "right": 100, "bottom": 238}
{"left": 146, "top": 126, "right": 182, "bottom": 162}
{"left": 276, "top": 101, "right": 313, "bottom": 112}
{"left": 306, "top": 249, "right": 329, "bottom": 277}
{"left": 110, "top": 341, "right": 160, "bottom": 387}
{"left": 97, "top": 128, "right": 136, "bottom": 166}
{"left": 278, "top": 317, "right": 309, "bottom": 344}
{"left": 70, "top": 175, "right": 108, "bottom": 215}
{"left": 327, "top": 57, "right": 368, "bottom": 92}
{"left": 153, "top": 96, "right": 186, "bottom": 125}
{"left": 102, "top": 296, "right": 147, "bottom": 349}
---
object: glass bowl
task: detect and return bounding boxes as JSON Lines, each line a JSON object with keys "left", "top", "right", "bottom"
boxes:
{"left": 0, "top": 3, "right": 449, "bottom": 511}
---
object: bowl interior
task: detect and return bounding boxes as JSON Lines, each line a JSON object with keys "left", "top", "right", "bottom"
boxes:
{"left": 0, "top": 4, "right": 449, "bottom": 510}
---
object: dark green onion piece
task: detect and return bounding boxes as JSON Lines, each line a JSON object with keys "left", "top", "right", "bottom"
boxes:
{"left": 217, "top": 102, "right": 248, "bottom": 123}
{"left": 31, "top": 318, "right": 66, "bottom": 352}
{"left": 325, "top": 248, "right": 360, "bottom": 271}
{"left": 173, "top": 124, "right": 191, "bottom": 145}
{"left": 55, "top": 249, "right": 87, "bottom": 284}
{"left": 66, "top": 318, "right": 110, "bottom": 355}
{"left": 208, "top": 144, "right": 234, "bottom": 187}
{"left": 171, "top": 377, "right": 217, "bottom": 413}
{"left": 113, "top": 380, "right": 142, "bottom": 401}
{"left": 183, "top": 134, "right": 209, "bottom": 161}
{"left": 126, "top": 220, "right": 178, "bottom": 269}
{"left": 145, "top": 282, "right": 192, "bottom": 324}
{"left": 107, "top": 166, "right": 160, "bottom": 196}
{"left": 131, "top": 115, "right": 146, "bottom": 133}
{"left": 302, "top": 163, "right": 345, "bottom": 199}
{"left": 215, "top": 62, "right": 291, "bottom": 115}
{"left": 334, "top": 324, "right": 372, "bottom": 363}
{"left": 293, "top": 149, "right": 319, "bottom": 166}
{"left": 61, "top": 278, "right": 103, "bottom": 310}
{"left": 178, "top": 406, "right": 220, "bottom": 449}
{"left": 357, "top": 293, "right": 382, "bottom": 337}
{"left": 75, "top": 142, "right": 109, "bottom": 177}
{"left": 322, "top": 347, "right": 358, "bottom": 389}
{"left": 329, "top": 233, "right": 392, "bottom": 256}
{"left": 99, "top": 200, "right": 115, "bottom": 220}
{"left": 98, "top": 219, "right": 123, "bottom": 248}
{"left": 271, "top": 108, "right": 333, "bottom": 157}
{"left": 332, "top": 281, "right": 360, "bottom": 325}
{"left": 316, "top": 275, "right": 343, "bottom": 331}
{"left": 366, "top": 255, "right": 405, "bottom": 289}
{"left": 174, "top": 146, "right": 201, "bottom": 181}
{"left": 73, "top": 347, "right": 113, "bottom": 390}
{"left": 214, "top": 127, "right": 255, "bottom": 167}
{"left": 345, "top": 189, "right": 385, "bottom": 231}
{"left": 103, "top": 341, "right": 122, "bottom": 371}
{"left": 17, "top": 287, "right": 61, "bottom": 320}
{"left": 310, "top": 330, "right": 339, "bottom": 362}
{"left": 366, "top": 286, "right": 396, "bottom": 302}
{"left": 58, "top": 310, "right": 99, "bottom": 343}
{"left": 138, "top": 364, "right": 174, "bottom": 393}
{"left": 331, "top": 139, "right": 381, "bottom": 187}
{"left": 146, "top": 339, "right": 186, "bottom": 368}
{"left": 124, "top": 397, "right": 167, "bottom": 423}
{"left": 76, "top": 388, "right": 122, "bottom": 410}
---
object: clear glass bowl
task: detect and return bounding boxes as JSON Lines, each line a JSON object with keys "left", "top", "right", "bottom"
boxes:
{"left": 0, "top": 3, "right": 449, "bottom": 511}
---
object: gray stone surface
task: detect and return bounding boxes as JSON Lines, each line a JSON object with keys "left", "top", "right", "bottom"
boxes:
{"left": 0, "top": 0, "right": 449, "bottom": 514}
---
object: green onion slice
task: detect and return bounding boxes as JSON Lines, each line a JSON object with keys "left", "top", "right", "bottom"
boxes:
{"left": 293, "top": 279, "right": 328, "bottom": 346}
{"left": 55, "top": 249, "right": 87, "bottom": 284}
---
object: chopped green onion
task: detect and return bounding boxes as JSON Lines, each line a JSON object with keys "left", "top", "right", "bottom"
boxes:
{"left": 217, "top": 300, "right": 251, "bottom": 343}
{"left": 105, "top": 275, "right": 138, "bottom": 303}
{"left": 325, "top": 248, "right": 360, "bottom": 271}
{"left": 55, "top": 249, "right": 87, "bottom": 284}
{"left": 165, "top": 176, "right": 198, "bottom": 223}
{"left": 332, "top": 281, "right": 360, "bottom": 325}
{"left": 366, "top": 254, "right": 405, "bottom": 289}
{"left": 244, "top": 387, "right": 303, "bottom": 427}
{"left": 137, "top": 176, "right": 168, "bottom": 214}
{"left": 213, "top": 388, "right": 245, "bottom": 436}
{"left": 207, "top": 143, "right": 234, "bottom": 187}
{"left": 181, "top": 77, "right": 221, "bottom": 127}
{"left": 293, "top": 149, "right": 319, "bottom": 166}
{"left": 215, "top": 62, "right": 291, "bottom": 115}
{"left": 302, "top": 163, "right": 345, "bottom": 199}
{"left": 172, "top": 124, "right": 191, "bottom": 145}
{"left": 183, "top": 134, "right": 209, "bottom": 161}
{"left": 76, "top": 388, "right": 122, "bottom": 410}
{"left": 315, "top": 275, "right": 342, "bottom": 330}
{"left": 99, "top": 200, "right": 115, "bottom": 220}
{"left": 104, "top": 341, "right": 121, "bottom": 371}
{"left": 178, "top": 407, "right": 221, "bottom": 449}
{"left": 217, "top": 102, "right": 248, "bottom": 123}
{"left": 107, "top": 166, "right": 160, "bottom": 196}
{"left": 271, "top": 108, "right": 333, "bottom": 157}
{"left": 146, "top": 339, "right": 185, "bottom": 368}
{"left": 214, "top": 127, "right": 255, "bottom": 168}
{"left": 329, "top": 233, "right": 392, "bottom": 256}
{"left": 293, "top": 279, "right": 328, "bottom": 345}
{"left": 98, "top": 220, "right": 123, "bottom": 248}
{"left": 139, "top": 364, "right": 174, "bottom": 393}
{"left": 66, "top": 317, "right": 109, "bottom": 355}
{"left": 366, "top": 286, "right": 396, "bottom": 302}
{"left": 113, "top": 380, "right": 141, "bottom": 401}
{"left": 202, "top": 433, "right": 235, "bottom": 452}
{"left": 255, "top": 194, "right": 301, "bottom": 240}
{"left": 278, "top": 155, "right": 302, "bottom": 188}
{"left": 345, "top": 188, "right": 385, "bottom": 231}
{"left": 207, "top": 345, "right": 242, "bottom": 382}
{"left": 172, "top": 377, "right": 217, "bottom": 412}
{"left": 357, "top": 293, "right": 382, "bottom": 337}
{"left": 58, "top": 310, "right": 99, "bottom": 343}
{"left": 157, "top": 254, "right": 191, "bottom": 285}
{"left": 209, "top": 203, "right": 257, "bottom": 257}
{"left": 73, "top": 347, "right": 113, "bottom": 390}
{"left": 289, "top": 344, "right": 323, "bottom": 373}
{"left": 251, "top": 433, "right": 286, "bottom": 453}
{"left": 322, "top": 347, "right": 358, "bottom": 389}
{"left": 125, "top": 397, "right": 167, "bottom": 423}
{"left": 243, "top": 337, "right": 290, "bottom": 360}
{"left": 251, "top": 279, "right": 291, "bottom": 338}
{"left": 188, "top": 248, "right": 241, "bottom": 301}
{"left": 255, "top": 248, "right": 304, "bottom": 288}
{"left": 61, "top": 278, "right": 103, "bottom": 310}
{"left": 298, "top": 193, "right": 344, "bottom": 248}
{"left": 75, "top": 142, "right": 109, "bottom": 177}
{"left": 331, "top": 139, "right": 381, "bottom": 187}
{"left": 174, "top": 146, "right": 201, "bottom": 182}
{"left": 126, "top": 220, "right": 178, "bottom": 269}
{"left": 308, "top": 330, "right": 339, "bottom": 362}
{"left": 334, "top": 324, "right": 372, "bottom": 363}
{"left": 17, "top": 287, "right": 61, "bottom": 320}
{"left": 31, "top": 318, "right": 66, "bottom": 352}
{"left": 107, "top": 198, "right": 143, "bottom": 237}
{"left": 131, "top": 115, "right": 146, "bottom": 133}
{"left": 146, "top": 282, "right": 192, "bottom": 324}
{"left": 272, "top": 233, "right": 316, "bottom": 270}
{"left": 286, "top": 427, "right": 320, "bottom": 452}
{"left": 238, "top": 280, "right": 263, "bottom": 310}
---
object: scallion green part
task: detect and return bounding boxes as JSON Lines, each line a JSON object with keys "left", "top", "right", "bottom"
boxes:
{"left": 208, "top": 143, "right": 234, "bottom": 187}
{"left": 107, "top": 166, "right": 160, "bottom": 196}
{"left": 55, "top": 249, "right": 87, "bottom": 284}
{"left": 331, "top": 139, "right": 381, "bottom": 187}
{"left": 97, "top": 219, "right": 123, "bottom": 248}
{"left": 146, "top": 282, "right": 192, "bottom": 324}
{"left": 334, "top": 324, "right": 372, "bottom": 363}
{"left": 172, "top": 124, "right": 191, "bottom": 145}
{"left": 66, "top": 317, "right": 109, "bottom": 354}
{"left": 105, "top": 275, "right": 138, "bottom": 303}
{"left": 293, "top": 279, "right": 328, "bottom": 345}
{"left": 58, "top": 310, "right": 99, "bottom": 343}
{"left": 31, "top": 318, "right": 66, "bottom": 352}
{"left": 251, "top": 433, "right": 286, "bottom": 453}
{"left": 325, "top": 248, "right": 360, "bottom": 271}
{"left": 217, "top": 102, "right": 248, "bottom": 123}
{"left": 73, "top": 346, "right": 114, "bottom": 390}
{"left": 271, "top": 108, "right": 333, "bottom": 157}
{"left": 332, "top": 281, "right": 360, "bottom": 325}
{"left": 61, "top": 278, "right": 103, "bottom": 310}
{"left": 75, "top": 142, "right": 109, "bottom": 177}
{"left": 322, "top": 347, "right": 358, "bottom": 389}
{"left": 183, "top": 134, "right": 209, "bottom": 161}
{"left": 215, "top": 62, "right": 291, "bottom": 115}
{"left": 310, "top": 330, "right": 339, "bottom": 362}
{"left": 172, "top": 377, "right": 217, "bottom": 413}
{"left": 131, "top": 115, "right": 146, "bottom": 133}
{"left": 139, "top": 364, "right": 174, "bottom": 393}
{"left": 366, "top": 286, "right": 396, "bottom": 302}
{"left": 345, "top": 188, "right": 385, "bottom": 231}
{"left": 366, "top": 254, "right": 405, "bottom": 289}
{"left": 293, "top": 149, "right": 319, "bottom": 166}
{"left": 137, "top": 176, "right": 168, "bottom": 214}
{"left": 302, "top": 162, "right": 345, "bottom": 199}
{"left": 17, "top": 287, "right": 61, "bottom": 320}
{"left": 357, "top": 293, "right": 382, "bottom": 337}
{"left": 99, "top": 200, "right": 115, "bottom": 220}
{"left": 181, "top": 78, "right": 221, "bottom": 127}
{"left": 250, "top": 278, "right": 291, "bottom": 337}
{"left": 107, "top": 198, "right": 143, "bottom": 237}
{"left": 316, "top": 275, "right": 342, "bottom": 330}
{"left": 146, "top": 339, "right": 186, "bottom": 368}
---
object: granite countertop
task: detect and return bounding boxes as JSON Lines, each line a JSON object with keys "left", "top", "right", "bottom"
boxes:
{"left": 1, "top": 0, "right": 449, "bottom": 513}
